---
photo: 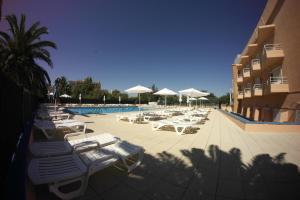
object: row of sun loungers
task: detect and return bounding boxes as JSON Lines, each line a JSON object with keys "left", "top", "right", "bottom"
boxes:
{"left": 28, "top": 105, "right": 145, "bottom": 199}
{"left": 116, "top": 108, "right": 210, "bottom": 135}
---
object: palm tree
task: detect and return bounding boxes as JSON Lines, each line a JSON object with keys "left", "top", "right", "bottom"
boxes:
{"left": 0, "top": 14, "right": 57, "bottom": 95}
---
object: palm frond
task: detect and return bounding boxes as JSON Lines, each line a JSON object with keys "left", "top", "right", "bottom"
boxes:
{"left": 30, "top": 40, "right": 57, "bottom": 50}
{"left": 28, "top": 26, "right": 49, "bottom": 43}
{"left": 33, "top": 51, "right": 53, "bottom": 67}
{"left": 20, "top": 14, "right": 26, "bottom": 35}
{"left": 33, "top": 63, "right": 51, "bottom": 85}
{"left": 6, "top": 15, "right": 19, "bottom": 39}
{"left": 0, "top": 31, "right": 11, "bottom": 42}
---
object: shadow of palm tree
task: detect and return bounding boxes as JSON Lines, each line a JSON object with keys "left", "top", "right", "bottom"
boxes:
{"left": 35, "top": 145, "right": 300, "bottom": 200}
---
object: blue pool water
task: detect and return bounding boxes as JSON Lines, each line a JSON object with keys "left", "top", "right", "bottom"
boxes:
{"left": 66, "top": 106, "right": 143, "bottom": 115}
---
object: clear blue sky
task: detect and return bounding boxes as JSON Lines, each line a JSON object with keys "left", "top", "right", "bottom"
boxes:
{"left": 1, "top": 0, "right": 266, "bottom": 96}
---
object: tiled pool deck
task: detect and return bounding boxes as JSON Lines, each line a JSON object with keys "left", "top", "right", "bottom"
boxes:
{"left": 35, "top": 110, "right": 300, "bottom": 200}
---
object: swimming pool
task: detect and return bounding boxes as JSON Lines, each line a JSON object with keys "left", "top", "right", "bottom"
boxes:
{"left": 66, "top": 106, "right": 143, "bottom": 115}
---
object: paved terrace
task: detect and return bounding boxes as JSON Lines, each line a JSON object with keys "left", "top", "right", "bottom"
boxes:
{"left": 35, "top": 110, "right": 300, "bottom": 200}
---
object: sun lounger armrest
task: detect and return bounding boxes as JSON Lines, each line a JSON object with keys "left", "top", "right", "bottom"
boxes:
{"left": 64, "top": 132, "right": 84, "bottom": 140}
{"left": 73, "top": 140, "right": 101, "bottom": 152}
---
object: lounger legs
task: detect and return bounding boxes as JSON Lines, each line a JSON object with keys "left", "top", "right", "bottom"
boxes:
{"left": 152, "top": 123, "right": 187, "bottom": 135}
{"left": 118, "top": 150, "right": 144, "bottom": 172}
{"left": 175, "top": 126, "right": 187, "bottom": 135}
{"left": 49, "top": 176, "right": 89, "bottom": 200}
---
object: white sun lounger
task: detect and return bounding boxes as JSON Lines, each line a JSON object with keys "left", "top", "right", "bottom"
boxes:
{"left": 152, "top": 120, "right": 198, "bottom": 135}
{"left": 174, "top": 116, "right": 204, "bottom": 123}
{"left": 34, "top": 120, "right": 87, "bottom": 139}
{"left": 143, "top": 113, "right": 167, "bottom": 122}
{"left": 116, "top": 114, "right": 144, "bottom": 124}
{"left": 28, "top": 141, "right": 144, "bottom": 199}
{"left": 37, "top": 111, "right": 70, "bottom": 120}
{"left": 29, "top": 133, "right": 119, "bottom": 157}
{"left": 35, "top": 119, "right": 77, "bottom": 125}
{"left": 128, "top": 115, "right": 144, "bottom": 124}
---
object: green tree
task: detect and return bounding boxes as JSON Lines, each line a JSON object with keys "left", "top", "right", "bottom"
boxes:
{"left": 70, "top": 77, "right": 101, "bottom": 99}
{"left": 0, "top": 14, "right": 57, "bottom": 96}
{"left": 206, "top": 93, "right": 218, "bottom": 105}
{"left": 54, "top": 76, "right": 70, "bottom": 96}
{"left": 218, "top": 93, "right": 230, "bottom": 105}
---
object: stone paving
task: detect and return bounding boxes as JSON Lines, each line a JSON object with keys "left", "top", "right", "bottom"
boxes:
{"left": 35, "top": 110, "right": 300, "bottom": 200}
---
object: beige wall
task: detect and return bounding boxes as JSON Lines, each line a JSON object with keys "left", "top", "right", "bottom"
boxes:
{"left": 232, "top": 0, "right": 300, "bottom": 122}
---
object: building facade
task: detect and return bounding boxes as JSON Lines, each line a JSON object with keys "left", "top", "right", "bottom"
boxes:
{"left": 232, "top": 0, "right": 300, "bottom": 122}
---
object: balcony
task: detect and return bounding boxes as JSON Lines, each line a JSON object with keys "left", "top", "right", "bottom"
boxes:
{"left": 251, "top": 59, "right": 261, "bottom": 72}
{"left": 264, "top": 44, "right": 284, "bottom": 58}
{"left": 265, "top": 77, "right": 289, "bottom": 93}
{"left": 257, "top": 24, "right": 275, "bottom": 44}
{"left": 240, "top": 55, "right": 250, "bottom": 65}
{"left": 252, "top": 84, "right": 263, "bottom": 96}
{"left": 243, "top": 68, "right": 251, "bottom": 78}
{"left": 247, "top": 43, "right": 259, "bottom": 55}
{"left": 232, "top": 63, "right": 243, "bottom": 69}
{"left": 263, "top": 44, "right": 284, "bottom": 68}
{"left": 238, "top": 91, "right": 243, "bottom": 99}
{"left": 237, "top": 75, "right": 243, "bottom": 83}
{"left": 270, "top": 77, "right": 289, "bottom": 93}
{"left": 244, "top": 88, "right": 251, "bottom": 98}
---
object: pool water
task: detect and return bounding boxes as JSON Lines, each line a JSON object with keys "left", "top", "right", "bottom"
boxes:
{"left": 66, "top": 106, "right": 143, "bottom": 115}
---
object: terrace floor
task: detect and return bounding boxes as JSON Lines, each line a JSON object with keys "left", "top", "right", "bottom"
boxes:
{"left": 35, "top": 110, "right": 300, "bottom": 200}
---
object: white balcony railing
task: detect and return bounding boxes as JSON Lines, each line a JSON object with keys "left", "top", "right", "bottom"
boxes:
{"left": 253, "top": 84, "right": 262, "bottom": 89}
{"left": 270, "top": 76, "right": 288, "bottom": 84}
{"left": 244, "top": 88, "right": 251, "bottom": 92}
{"left": 243, "top": 68, "right": 251, "bottom": 73}
{"left": 238, "top": 91, "right": 243, "bottom": 95}
{"left": 264, "top": 44, "right": 282, "bottom": 52}
{"left": 252, "top": 59, "right": 260, "bottom": 65}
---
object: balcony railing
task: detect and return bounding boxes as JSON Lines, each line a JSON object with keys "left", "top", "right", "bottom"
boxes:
{"left": 251, "top": 59, "right": 261, "bottom": 71}
{"left": 264, "top": 44, "right": 282, "bottom": 51}
{"left": 252, "top": 59, "right": 260, "bottom": 65}
{"left": 243, "top": 68, "right": 251, "bottom": 78}
{"left": 243, "top": 68, "right": 251, "bottom": 73}
{"left": 238, "top": 91, "right": 243, "bottom": 99}
{"left": 262, "top": 44, "right": 284, "bottom": 67}
{"left": 270, "top": 76, "right": 288, "bottom": 84}
{"left": 264, "top": 76, "right": 289, "bottom": 93}
{"left": 253, "top": 84, "right": 262, "bottom": 89}
{"left": 244, "top": 88, "right": 251, "bottom": 98}
{"left": 253, "top": 84, "right": 263, "bottom": 96}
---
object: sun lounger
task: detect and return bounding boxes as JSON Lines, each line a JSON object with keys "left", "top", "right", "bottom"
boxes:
{"left": 30, "top": 133, "right": 119, "bottom": 157}
{"left": 143, "top": 112, "right": 167, "bottom": 122}
{"left": 37, "top": 112, "right": 71, "bottom": 120}
{"left": 152, "top": 119, "right": 198, "bottom": 135}
{"left": 116, "top": 114, "right": 144, "bottom": 124}
{"left": 28, "top": 140, "right": 144, "bottom": 199}
{"left": 128, "top": 115, "right": 144, "bottom": 124}
{"left": 34, "top": 120, "right": 87, "bottom": 139}
{"left": 174, "top": 116, "right": 204, "bottom": 123}
{"left": 35, "top": 119, "right": 77, "bottom": 125}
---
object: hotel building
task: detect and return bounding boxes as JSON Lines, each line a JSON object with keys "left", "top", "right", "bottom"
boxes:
{"left": 232, "top": 0, "right": 300, "bottom": 122}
